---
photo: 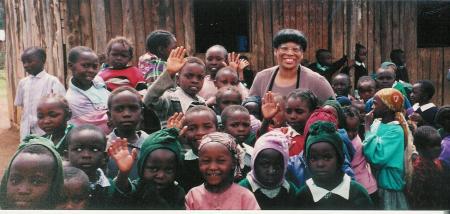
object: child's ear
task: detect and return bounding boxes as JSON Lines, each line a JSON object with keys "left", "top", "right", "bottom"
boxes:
{"left": 65, "top": 109, "right": 73, "bottom": 121}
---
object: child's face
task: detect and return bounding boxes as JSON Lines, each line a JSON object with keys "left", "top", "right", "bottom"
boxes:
{"left": 217, "top": 91, "right": 242, "bottom": 112}
{"left": 357, "top": 81, "right": 376, "bottom": 102}
{"left": 108, "top": 91, "right": 142, "bottom": 132}
{"left": 332, "top": 76, "right": 351, "bottom": 96}
{"left": 70, "top": 52, "right": 99, "bottom": 87}
{"left": 142, "top": 149, "right": 177, "bottom": 190}
{"left": 254, "top": 149, "right": 284, "bottom": 187}
{"left": 56, "top": 179, "right": 89, "bottom": 209}
{"left": 177, "top": 63, "right": 205, "bottom": 97}
{"left": 108, "top": 43, "right": 131, "bottom": 69}
{"left": 345, "top": 116, "right": 359, "bottom": 140}
{"left": 199, "top": 142, "right": 234, "bottom": 190}
{"left": 68, "top": 130, "right": 106, "bottom": 175}
{"left": 285, "top": 97, "right": 312, "bottom": 133}
{"left": 205, "top": 49, "right": 226, "bottom": 75}
{"left": 184, "top": 111, "right": 217, "bottom": 153}
{"left": 372, "top": 95, "right": 389, "bottom": 118}
{"left": 159, "top": 37, "right": 177, "bottom": 61}
{"left": 376, "top": 69, "right": 395, "bottom": 89}
{"left": 214, "top": 71, "right": 239, "bottom": 89}
{"left": 318, "top": 52, "right": 332, "bottom": 66}
{"left": 37, "top": 99, "right": 67, "bottom": 135}
{"left": 6, "top": 152, "right": 55, "bottom": 209}
{"left": 308, "top": 142, "right": 339, "bottom": 185}
{"left": 21, "top": 54, "right": 44, "bottom": 76}
{"left": 410, "top": 83, "right": 426, "bottom": 104}
{"left": 224, "top": 111, "right": 251, "bottom": 143}
{"left": 356, "top": 48, "right": 367, "bottom": 62}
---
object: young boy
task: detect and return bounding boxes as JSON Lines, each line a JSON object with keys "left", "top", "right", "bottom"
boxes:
{"left": 341, "top": 43, "right": 368, "bottom": 87}
{"left": 106, "top": 86, "right": 148, "bottom": 180}
{"left": 144, "top": 47, "right": 206, "bottom": 127}
{"left": 138, "top": 30, "right": 177, "bottom": 85}
{"left": 308, "top": 49, "right": 347, "bottom": 83}
{"left": 67, "top": 125, "right": 115, "bottom": 209}
{"left": 332, "top": 73, "right": 353, "bottom": 98}
{"left": 410, "top": 80, "right": 438, "bottom": 127}
{"left": 15, "top": 47, "right": 66, "bottom": 140}
{"left": 56, "top": 166, "right": 90, "bottom": 209}
{"left": 390, "top": 49, "right": 409, "bottom": 83}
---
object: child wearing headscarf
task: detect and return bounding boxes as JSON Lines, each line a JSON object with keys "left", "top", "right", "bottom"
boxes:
{"left": 109, "top": 128, "right": 185, "bottom": 209}
{"left": 239, "top": 130, "right": 299, "bottom": 209}
{"left": 362, "top": 88, "right": 415, "bottom": 210}
{"left": 0, "top": 136, "right": 64, "bottom": 209}
{"left": 296, "top": 121, "right": 373, "bottom": 209}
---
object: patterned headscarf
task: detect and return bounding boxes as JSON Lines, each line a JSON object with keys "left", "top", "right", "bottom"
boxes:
{"left": 249, "top": 130, "right": 290, "bottom": 189}
{"left": 199, "top": 132, "right": 243, "bottom": 179}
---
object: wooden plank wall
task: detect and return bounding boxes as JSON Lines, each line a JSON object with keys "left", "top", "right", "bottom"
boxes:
{"left": 4, "top": 0, "right": 64, "bottom": 128}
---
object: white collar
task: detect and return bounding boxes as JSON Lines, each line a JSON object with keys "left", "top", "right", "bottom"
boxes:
{"left": 306, "top": 174, "right": 351, "bottom": 202}
{"left": 247, "top": 174, "right": 290, "bottom": 198}
{"left": 355, "top": 61, "right": 365, "bottom": 68}
{"left": 30, "top": 70, "right": 47, "bottom": 78}
{"left": 184, "top": 149, "right": 198, "bottom": 160}
{"left": 173, "top": 87, "right": 205, "bottom": 113}
{"left": 92, "top": 168, "right": 111, "bottom": 188}
{"left": 412, "top": 103, "right": 436, "bottom": 112}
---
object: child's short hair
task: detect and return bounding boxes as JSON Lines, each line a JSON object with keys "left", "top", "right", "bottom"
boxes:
{"left": 39, "top": 94, "right": 72, "bottom": 120}
{"left": 145, "top": 30, "right": 175, "bottom": 53}
{"left": 355, "top": 43, "right": 366, "bottom": 53}
{"left": 22, "top": 47, "right": 46, "bottom": 62}
{"left": 183, "top": 56, "right": 205, "bottom": 68}
{"left": 357, "top": 76, "right": 376, "bottom": 88}
{"left": 417, "top": 80, "right": 435, "bottom": 100}
{"left": 67, "top": 124, "right": 107, "bottom": 150}
{"left": 215, "top": 66, "right": 238, "bottom": 80}
{"left": 206, "top": 45, "right": 228, "bottom": 58}
{"left": 68, "top": 46, "right": 95, "bottom": 64}
{"left": 221, "top": 105, "right": 249, "bottom": 125}
{"left": 63, "top": 166, "right": 90, "bottom": 184}
{"left": 185, "top": 105, "right": 218, "bottom": 127}
{"left": 286, "top": 89, "right": 319, "bottom": 111}
{"left": 343, "top": 106, "right": 360, "bottom": 119}
{"left": 216, "top": 86, "right": 242, "bottom": 105}
{"left": 414, "top": 126, "right": 441, "bottom": 150}
{"left": 273, "top": 29, "right": 307, "bottom": 51}
{"left": 107, "top": 86, "right": 143, "bottom": 109}
{"left": 106, "top": 36, "right": 133, "bottom": 59}
{"left": 435, "top": 105, "right": 450, "bottom": 128}
{"left": 315, "top": 49, "right": 330, "bottom": 60}
{"left": 390, "top": 49, "right": 404, "bottom": 60}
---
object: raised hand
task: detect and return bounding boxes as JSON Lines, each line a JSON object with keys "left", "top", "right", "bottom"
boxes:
{"left": 364, "top": 110, "right": 374, "bottom": 131}
{"left": 108, "top": 138, "right": 137, "bottom": 174}
{"left": 262, "top": 91, "right": 281, "bottom": 120}
{"left": 227, "top": 52, "right": 241, "bottom": 72}
{"left": 166, "top": 46, "right": 187, "bottom": 76}
{"left": 238, "top": 59, "right": 249, "bottom": 71}
{"left": 167, "top": 112, "right": 188, "bottom": 137}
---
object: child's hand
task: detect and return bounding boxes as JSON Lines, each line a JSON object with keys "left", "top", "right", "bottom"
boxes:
{"left": 166, "top": 46, "right": 187, "bottom": 76}
{"left": 108, "top": 138, "right": 137, "bottom": 174}
{"left": 364, "top": 110, "right": 374, "bottom": 131}
{"left": 227, "top": 52, "right": 241, "bottom": 72}
{"left": 262, "top": 91, "right": 281, "bottom": 120}
{"left": 167, "top": 112, "right": 188, "bottom": 137}
{"left": 238, "top": 59, "right": 249, "bottom": 70}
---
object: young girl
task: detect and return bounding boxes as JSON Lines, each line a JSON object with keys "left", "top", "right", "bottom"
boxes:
{"left": 65, "top": 46, "right": 111, "bottom": 134}
{"left": 144, "top": 46, "right": 206, "bottom": 127}
{"left": 179, "top": 105, "right": 218, "bottom": 192}
{"left": 296, "top": 121, "right": 373, "bottom": 209}
{"left": 98, "top": 37, "right": 145, "bottom": 91}
{"left": 37, "top": 94, "right": 74, "bottom": 156}
{"left": 185, "top": 132, "right": 260, "bottom": 210}
{"left": 410, "top": 80, "right": 438, "bottom": 127}
{"left": 343, "top": 106, "right": 378, "bottom": 202}
{"left": 0, "top": 137, "right": 64, "bottom": 209}
{"left": 56, "top": 166, "right": 90, "bottom": 209}
{"left": 363, "top": 88, "right": 414, "bottom": 209}
{"left": 239, "top": 130, "right": 298, "bottom": 209}
{"left": 109, "top": 128, "right": 185, "bottom": 209}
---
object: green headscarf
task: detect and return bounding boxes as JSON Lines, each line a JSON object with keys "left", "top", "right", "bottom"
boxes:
{"left": 137, "top": 128, "right": 183, "bottom": 178}
{"left": 0, "top": 135, "right": 64, "bottom": 209}
{"left": 305, "top": 121, "right": 344, "bottom": 166}
{"left": 323, "top": 99, "right": 347, "bottom": 129}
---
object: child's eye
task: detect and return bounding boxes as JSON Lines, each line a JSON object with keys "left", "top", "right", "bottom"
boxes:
{"left": 76, "top": 148, "right": 83, "bottom": 152}
{"left": 31, "top": 178, "right": 45, "bottom": 185}
{"left": 91, "top": 148, "right": 100, "bottom": 152}
{"left": 113, "top": 106, "right": 124, "bottom": 112}
{"left": 164, "top": 168, "right": 175, "bottom": 174}
{"left": 9, "top": 177, "right": 20, "bottom": 185}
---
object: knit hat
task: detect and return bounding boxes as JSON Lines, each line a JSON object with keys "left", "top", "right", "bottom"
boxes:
{"left": 249, "top": 130, "right": 290, "bottom": 189}
{"left": 137, "top": 128, "right": 183, "bottom": 178}
{"left": 323, "top": 99, "right": 346, "bottom": 129}
{"left": 304, "top": 108, "right": 338, "bottom": 136}
{"left": 0, "top": 135, "right": 64, "bottom": 209}
{"left": 305, "top": 121, "right": 344, "bottom": 167}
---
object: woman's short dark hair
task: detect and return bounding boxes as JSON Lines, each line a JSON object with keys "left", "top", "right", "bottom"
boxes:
{"left": 273, "top": 29, "right": 308, "bottom": 51}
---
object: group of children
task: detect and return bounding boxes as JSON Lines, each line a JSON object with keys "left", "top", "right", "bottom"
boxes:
{"left": 2, "top": 28, "right": 450, "bottom": 210}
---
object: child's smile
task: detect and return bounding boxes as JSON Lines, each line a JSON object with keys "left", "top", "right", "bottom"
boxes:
{"left": 199, "top": 142, "right": 234, "bottom": 192}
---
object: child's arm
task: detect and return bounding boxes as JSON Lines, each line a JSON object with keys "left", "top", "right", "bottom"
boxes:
{"left": 144, "top": 47, "right": 187, "bottom": 109}
{"left": 108, "top": 138, "right": 138, "bottom": 193}
{"left": 258, "top": 91, "right": 281, "bottom": 136}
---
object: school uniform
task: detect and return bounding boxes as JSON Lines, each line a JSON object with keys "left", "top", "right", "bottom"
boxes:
{"left": 239, "top": 175, "right": 298, "bottom": 210}
{"left": 296, "top": 174, "right": 373, "bottom": 209}
{"left": 308, "top": 56, "right": 347, "bottom": 83}
{"left": 66, "top": 76, "right": 111, "bottom": 134}
{"left": 341, "top": 61, "right": 368, "bottom": 87}
{"left": 412, "top": 102, "right": 438, "bottom": 127}
{"left": 14, "top": 70, "right": 66, "bottom": 139}
{"left": 41, "top": 124, "right": 75, "bottom": 156}
{"left": 88, "top": 168, "right": 117, "bottom": 209}
{"left": 144, "top": 70, "right": 205, "bottom": 127}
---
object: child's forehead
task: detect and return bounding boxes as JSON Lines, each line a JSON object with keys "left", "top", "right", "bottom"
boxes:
{"left": 78, "top": 51, "right": 99, "bottom": 62}
{"left": 185, "top": 111, "right": 216, "bottom": 123}
{"left": 111, "top": 91, "right": 141, "bottom": 104}
{"left": 11, "top": 152, "right": 55, "bottom": 172}
{"left": 358, "top": 81, "right": 376, "bottom": 88}
{"left": 226, "top": 110, "right": 250, "bottom": 118}
{"left": 69, "top": 130, "right": 105, "bottom": 144}
{"left": 199, "top": 141, "right": 231, "bottom": 155}
{"left": 180, "top": 63, "right": 205, "bottom": 73}
{"left": 206, "top": 48, "right": 226, "bottom": 58}
{"left": 309, "top": 141, "right": 336, "bottom": 152}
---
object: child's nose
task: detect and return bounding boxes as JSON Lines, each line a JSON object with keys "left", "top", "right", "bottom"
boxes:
{"left": 17, "top": 183, "right": 31, "bottom": 194}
